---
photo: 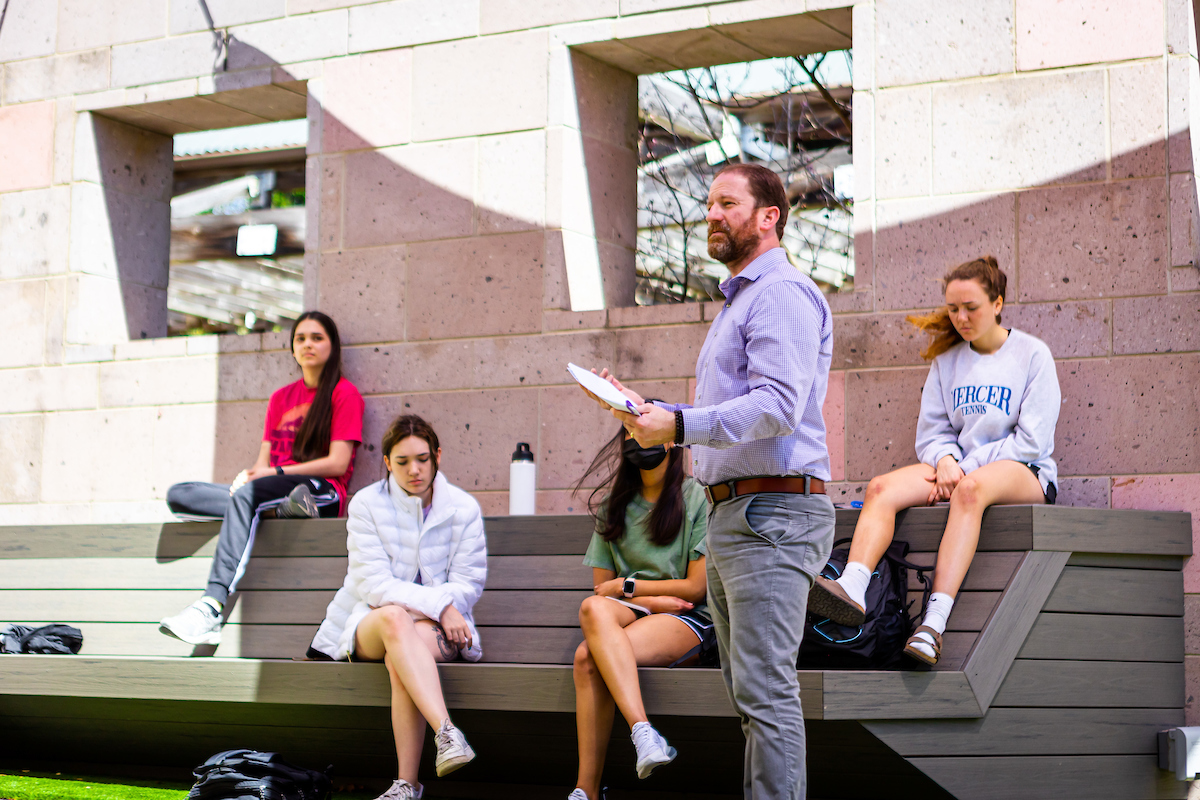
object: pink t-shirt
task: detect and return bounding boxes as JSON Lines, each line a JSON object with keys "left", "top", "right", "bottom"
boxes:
{"left": 263, "top": 377, "right": 364, "bottom": 514}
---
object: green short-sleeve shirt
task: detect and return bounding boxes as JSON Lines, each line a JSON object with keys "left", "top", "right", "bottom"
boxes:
{"left": 582, "top": 477, "right": 710, "bottom": 620}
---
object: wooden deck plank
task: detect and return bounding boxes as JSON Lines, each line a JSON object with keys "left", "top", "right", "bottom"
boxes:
{"left": 907, "top": 591, "right": 1001, "bottom": 632}
{"left": 992, "top": 660, "right": 1185, "bottom": 708}
{"left": 820, "top": 670, "right": 982, "bottom": 719}
{"left": 865, "top": 707, "right": 1185, "bottom": 757}
{"left": 907, "top": 754, "right": 1187, "bottom": 800}
{"left": 904, "top": 551, "right": 1024, "bottom": 591}
{"left": 1065, "top": 553, "right": 1186, "bottom": 571}
{"left": 1044, "top": 567, "right": 1185, "bottom": 616}
{"left": 963, "top": 551, "right": 1070, "bottom": 711}
{"left": 835, "top": 505, "right": 1035, "bottom": 552}
{"left": 1018, "top": 613, "right": 1185, "bottom": 662}
{"left": 1032, "top": 506, "right": 1193, "bottom": 556}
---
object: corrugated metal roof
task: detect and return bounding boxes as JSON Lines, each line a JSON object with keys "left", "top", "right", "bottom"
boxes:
{"left": 173, "top": 118, "right": 308, "bottom": 158}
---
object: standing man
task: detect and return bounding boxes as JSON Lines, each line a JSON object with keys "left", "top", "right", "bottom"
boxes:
{"left": 587, "top": 163, "right": 834, "bottom": 799}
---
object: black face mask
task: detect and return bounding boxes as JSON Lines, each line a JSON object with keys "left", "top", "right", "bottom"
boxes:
{"left": 623, "top": 438, "right": 667, "bottom": 470}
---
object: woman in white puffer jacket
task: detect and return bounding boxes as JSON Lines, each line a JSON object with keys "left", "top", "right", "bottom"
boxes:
{"left": 308, "top": 415, "right": 487, "bottom": 800}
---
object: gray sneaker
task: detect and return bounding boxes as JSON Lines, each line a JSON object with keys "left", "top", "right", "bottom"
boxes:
{"left": 276, "top": 483, "right": 318, "bottom": 519}
{"left": 631, "top": 721, "right": 676, "bottom": 779}
{"left": 373, "top": 780, "right": 421, "bottom": 800}
{"left": 159, "top": 598, "right": 222, "bottom": 645}
{"left": 433, "top": 719, "right": 475, "bottom": 777}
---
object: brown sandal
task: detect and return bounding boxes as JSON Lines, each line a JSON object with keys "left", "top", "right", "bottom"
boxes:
{"left": 903, "top": 625, "right": 942, "bottom": 666}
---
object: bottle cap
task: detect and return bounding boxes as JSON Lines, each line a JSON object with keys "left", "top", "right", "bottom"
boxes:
{"left": 512, "top": 442, "right": 534, "bottom": 462}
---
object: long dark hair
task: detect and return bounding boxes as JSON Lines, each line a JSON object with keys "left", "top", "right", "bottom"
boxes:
{"left": 290, "top": 311, "right": 343, "bottom": 463}
{"left": 381, "top": 415, "right": 441, "bottom": 490}
{"left": 907, "top": 255, "right": 1008, "bottom": 360}
{"left": 572, "top": 424, "right": 687, "bottom": 547}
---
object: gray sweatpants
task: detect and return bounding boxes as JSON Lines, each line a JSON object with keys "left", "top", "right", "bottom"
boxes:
{"left": 706, "top": 492, "right": 835, "bottom": 800}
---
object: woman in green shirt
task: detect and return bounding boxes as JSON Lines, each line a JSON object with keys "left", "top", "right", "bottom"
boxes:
{"left": 567, "top": 425, "right": 711, "bottom": 800}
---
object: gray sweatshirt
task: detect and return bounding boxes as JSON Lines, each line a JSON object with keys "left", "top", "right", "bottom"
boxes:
{"left": 915, "top": 328, "right": 1061, "bottom": 493}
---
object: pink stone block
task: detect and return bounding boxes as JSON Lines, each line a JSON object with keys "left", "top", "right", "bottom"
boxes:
{"left": 1112, "top": 473, "right": 1200, "bottom": 592}
{"left": 472, "top": 491, "right": 508, "bottom": 517}
{"left": 1056, "top": 355, "right": 1200, "bottom": 475}
{"left": 216, "top": 351, "right": 300, "bottom": 402}
{"left": 573, "top": 51, "right": 638, "bottom": 150}
{"left": 539, "top": 385, "right": 624, "bottom": 491}
{"left": 0, "top": 102, "right": 53, "bottom": 192}
{"left": 1113, "top": 294, "right": 1200, "bottom": 354}
{"left": 316, "top": 245, "right": 406, "bottom": 346}
{"left": 701, "top": 300, "right": 724, "bottom": 321}
{"left": 1187, "top": 655, "right": 1200, "bottom": 724}
{"left": 875, "top": 194, "right": 1017, "bottom": 311}
{"left": 313, "top": 155, "right": 343, "bottom": 252}
{"left": 612, "top": 323, "right": 708, "bottom": 380}
{"left": 1168, "top": 56, "right": 1194, "bottom": 173}
{"left": 1017, "top": 179, "right": 1168, "bottom": 302}
{"left": 1003, "top": 300, "right": 1111, "bottom": 359}
{"left": 833, "top": 312, "right": 927, "bottom": 370}
{"left": 543, "top": 230, "right": 570, "bottom": 311}
{"left": 607, "top": 303, "right": 702, "bottom": 328}
{"left": 844, "top": 367, "right": 928, "bottom": 481}
{"left": 1054, "top": 477, "right": 1110, "bottom": 508}
{"left": 583, "top": 135, "right": 638, "bottom": 249}
{"left": 401, "top": 388, "right": 541, "bottom": 492}
{"left": 827, "top": 481, "right": 870, "bottom": 504}
{"left": 687, "top": 377, "right": 696, "bottom": 404}
{"left": 1171, "top": 172, "right": 1199, "bottom": 267}
{"left": 321, "top": 50, "right": 412, "bottom": 153}
{"left": 824, "top": 370, "right": 845, "bottom": 482}
{"left": 206, "top": 399, "right": 265, "bottom": 483}
{"left": 1173, "top": 266, "right": 1200, "bottom": 291}
{"left": 1109, "top": 61, "right": 1168, "bottom": 180}
{"left": 537, "top": 490, "right": 590, "bottom": 515}
{"left": 406, "top": 232, "right": 545, "bottom": 340}
{"left": 1015, "top": 0, "right": 1163, "bottom": 71}
{"left": 351, "top": 393, "right": 409, "bottom": 493}
{"left": 544, "top": 310, "right": 607, "bottom": 332}
{"left": 875, "top": 0, "right": 1015, "bottom": 87}
{"left": 475, "top": 330, "right": 616, "bottom": 391}
{"left": 1186, "top": 595, "right": 1200, "bottom": 654}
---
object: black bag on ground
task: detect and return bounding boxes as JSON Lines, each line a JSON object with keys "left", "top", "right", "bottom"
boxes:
{"left": 798, "top": 538, "right": 931, "bottom": 669}
{"left": 0, "top": 623, "right": 83, "bottom": 654}
{"left": 187, "top": 750, "right": 332, "bottom": 800}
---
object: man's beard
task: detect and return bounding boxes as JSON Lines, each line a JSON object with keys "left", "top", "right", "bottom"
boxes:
{"left": 707, "top": 219, "right": 760, "bottom": 265}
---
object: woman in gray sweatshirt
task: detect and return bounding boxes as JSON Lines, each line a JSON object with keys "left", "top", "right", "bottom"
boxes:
{"left": 808, "top": 256, "right": 1060, "bottom": 666}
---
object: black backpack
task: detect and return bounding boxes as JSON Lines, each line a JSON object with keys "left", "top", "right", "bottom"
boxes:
{"left": 798, "top": 538, "right": 932, "bottom": 669}
{"left": 187, "top": 750, "right": 332, "bottom": 800}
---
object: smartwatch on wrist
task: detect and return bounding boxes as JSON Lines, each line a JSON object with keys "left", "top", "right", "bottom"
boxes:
{"left": 623, "top": 578, "right": 635, "bottom": 598}
{"left": 276, "top": 466, "right": 285, "bottom": 475}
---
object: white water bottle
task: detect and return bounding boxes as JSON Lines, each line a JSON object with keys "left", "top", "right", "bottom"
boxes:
{"left": 509, "top": 442, "right": 536, "bottom": 515}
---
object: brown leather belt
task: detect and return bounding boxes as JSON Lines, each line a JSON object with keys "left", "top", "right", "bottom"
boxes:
{"left": 704, "top": 476, "right": 825, "bottom": 505}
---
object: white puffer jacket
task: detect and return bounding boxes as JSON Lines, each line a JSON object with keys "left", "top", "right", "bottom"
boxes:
{"left": 309, "top": 471, "right": 488, "bottom": 662}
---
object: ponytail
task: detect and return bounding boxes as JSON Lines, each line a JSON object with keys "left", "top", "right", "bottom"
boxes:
{"left": 907, "top": 255, "right": 1008, "bottom": 360}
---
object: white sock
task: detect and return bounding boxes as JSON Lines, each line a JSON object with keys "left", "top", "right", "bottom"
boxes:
{"left": 910, "top": 592, "right": 954, "bottom": 659}
{"left": 835, "top": 561, "right": 872, "bottom": 610}
{"left": 199, "top": 596, "right": 223, "bottom": 614}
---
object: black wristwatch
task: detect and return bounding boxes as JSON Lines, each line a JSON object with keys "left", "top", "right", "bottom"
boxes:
{"left": 674, "top": 409, "right": 685, "bottom": 445}
{"left": 623, "top": 578, "right": 636, "bottom": 598}
{"left": 276, "top": 466, "right": 285, "bottom": 475}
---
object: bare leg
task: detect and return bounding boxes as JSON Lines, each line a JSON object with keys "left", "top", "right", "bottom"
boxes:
{"left": 846, "top": 464, "right": 941, "bottom": 570}
{"left": 932, "top": 460, "right": 1046, "bottom": 598}
{"left": 355, "top": 607, "right": 457, "bottom": 784}
{"left": 574, "top": 598, "right": 702, "bottom": 799}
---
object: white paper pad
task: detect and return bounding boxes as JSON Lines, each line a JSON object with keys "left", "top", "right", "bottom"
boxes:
{"left": 567, "top": 362, "right": 642, "bottom": 416}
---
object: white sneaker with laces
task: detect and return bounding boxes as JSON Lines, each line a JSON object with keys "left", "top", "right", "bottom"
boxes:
{"left": 631, "top": 721, "right": 676, "bottom": 779}
{"left": 373, "top": 779, "right": 421, "bottom": 800}
{"left": 567, "top": 790, "right": 591, "bottom": 800}
{"left": 434, "top": 719, "right": 475, "bottom": 777}
{"left": 159, "top": 597, "right": 222, "bottom": 645}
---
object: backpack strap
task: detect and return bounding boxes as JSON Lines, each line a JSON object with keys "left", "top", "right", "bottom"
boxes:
{"left": 881, "top": 540, "right": 934, "bottom": 622}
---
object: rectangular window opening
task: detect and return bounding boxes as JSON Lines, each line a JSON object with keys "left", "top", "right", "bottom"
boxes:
{"left": 637, "top": 51, "right": 854, "bottom": 304}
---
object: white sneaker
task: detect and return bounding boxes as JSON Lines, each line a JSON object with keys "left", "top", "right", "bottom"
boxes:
{"left": 374, "top": 779, "right": 421, "bottom": 800}
{"left": 631, "top": 721, "right": 676, "bottom": 779}
{"left": 434, "top": 719, "right": 475, "bottom": 777}
{"left": 567, "top": 790, "right": 591, "bottom": 800}
{"left": 159, "top": 597, "right": 222, "bottom": 645}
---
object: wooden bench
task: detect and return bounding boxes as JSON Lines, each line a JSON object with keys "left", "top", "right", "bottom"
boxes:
{"left": 0, "top": 507, "right": 1190, "bottom": 799}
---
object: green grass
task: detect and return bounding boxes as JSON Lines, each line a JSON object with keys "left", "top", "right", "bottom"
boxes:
{"left": 0, "top": 772, "right": 188, "bottom": 800}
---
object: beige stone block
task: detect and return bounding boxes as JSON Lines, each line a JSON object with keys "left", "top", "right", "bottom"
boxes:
{"left": 316, "top": 245, "right": 407, "bottom": 345}
{"left": 113, "top": 337, "right": 189, "bottom": 361}
{"left": 1171, "top": 172, "right": 1200, "bottom": 267}
{"left": 216, "top": 350, "right": 300, "bottom": 402}
{"left": 1017, "top": 179, "right": 1168, "bottom": 302}
{"left": 288, "top": 0, "right": 358, "bottom": 12}
{"left": 851, "top": 197, "right": 874, "bottom": 293}
{"left": 126, "top": 79, "right": 201, "bottom": 107}
{"left": 598, "top": 240, "right": 636, "bottom": 309}
{"left": 3, "top": 49, "right": 110, "bottom": 104}
{"left": 852, "top": 91, "right": 873, "bottom": 201}
{"left": 876, "top": 0, "right": 1013, "bottom": 87}
{"left": 852, "top": 2, "right": 873, "bottom": 91}
{"left": 1113, "top": 294, "right": 1200, "bottom": 354}
{"left": 612, "top": 12, "right": 763, "bottom": 70}
{"left": 0, "top": 364, "right": 98, "bottom": 413}
{"left": 875, "top": 86, "right": 930, "bottom": 199}
{"left": 44, "top": 276, "right": 67, "bottom": 366}
{"left": 68, "top": 182, "right": 171, "bottom": 289}
{"left": 1172, "top": 265, "right": 1200, "bottom": 291}
{"left": 0, "top": 102, "right": 54, "bottom": 192}
{"left": 342, "top": 140, "right": 475, "bottom": 248}
{"left": 53, "top": 99, "right": 75, "bottom": 186}
{"left": 0, "top": 415, "right": 44, "bottom": 503}
{"left": 348, "top": 0, "right": 479, "bottom": 54}
{"left": 400, "top": 388, "right": 540, "bottom": 491}
{"left": 482, "top": 0, "right": 617, "bottom": 35}
{"left": 543, "top": 309, "right": 607, "bottom": 331}
{"left": 321, "top": 51, "right": 412, "bottom": 153}
{"left": 110, "top": 33, "right": 222, "bottom": 89}
{"left": 479, "top": 131, "right": 547, "bottom": 235}
{"left": 1015, "top": 0, "right": 1163, "bottom": 71}
{"left": 0, "top": 186, "right": 70, "bottom": 279}
{"left": 57, "top": 0, "right": 167, "bottom": 52}
{"left": 0, "top": 503, "right": 92, "bottom": 525}
{"left": 407, "top": 232, "right": 545, "bottom": 340}
{"left": 413, "top": 30, "right": 549, "bottom": 141}
{"left": 1110, "top": 61, "right": 1167, "bottom": 180}
{"left": 40, "top": 408, "right": 158, "bottom": 503}
{"left": 0, "top": 281, "right": 46, "bottom": 368}
{"left": 64, "top": 344, "right": 115, "bottom": 364}
{"left": 72, "top": 113, "right": 174, "bottom": 202}
{"left": 151, "top": 403, "right": 218, "bottom": 495}
{"left": 875, "top": 193, "right": 1016, "bottom": 310}
{"left": 712, "top": 10, "right": 853, "bottom": 61}
{"left": 824, "top": 369, "right": 845, "bottom": 481}
{"left": 169, "top": 0, "right": 285, "bottom": 34}
{"left": 0, "top": 0, "right": 57, "bottom": 61}
{"left": 1167, "top": 0, "right": 1197, "bottom": 56}
{"left": 932, "top": 72, "right": 1106, "bottom": 194}
{"left": 1168, "top": 55, "right": 1196, "bottom": 173}
{"left": 1002, "top": 300, "right": 1111, "bottom": 359}
{"left": 619, "top": 0, "right": 708, "bottom": 12}
{"left": 228, "top": 11, "right": 348, "bottom": 70}
{"left": 214, "top": 399, "right": 270, "bottom": 482}
{"left": 64, "top": 275, "right": 167, "bottom": 346}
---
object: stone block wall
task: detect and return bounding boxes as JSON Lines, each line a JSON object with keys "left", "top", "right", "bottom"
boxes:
{"left": 1, "top": 0, "right": 1200, "bottom": 719}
